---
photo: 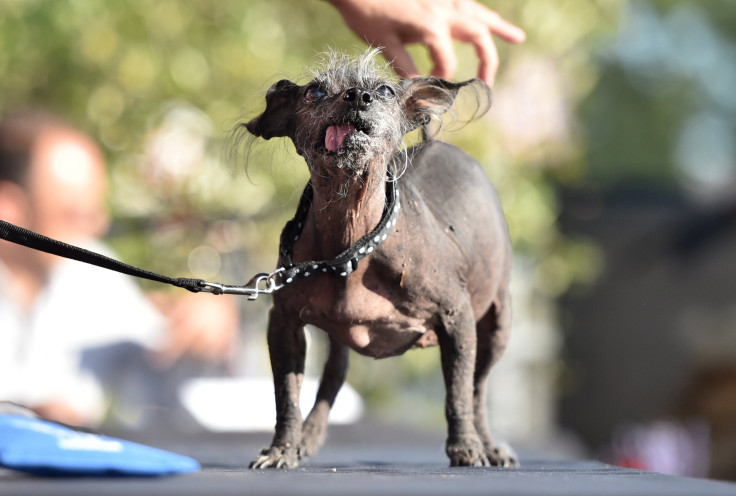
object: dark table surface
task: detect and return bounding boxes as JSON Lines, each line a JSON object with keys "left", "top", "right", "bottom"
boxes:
{"left": 2, "top": 422, "right": 736, "bottom": 496}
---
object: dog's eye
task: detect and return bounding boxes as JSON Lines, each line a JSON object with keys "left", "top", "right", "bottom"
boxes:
{"left": 375, "top": 85, "right": 395, "bottom": 99}
{"left": 305, "top": 85, "right": 327, "bottom": 104}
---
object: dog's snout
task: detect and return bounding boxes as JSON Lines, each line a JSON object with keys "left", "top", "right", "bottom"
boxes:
{"left": 343, "top": 87, "right": 373, "bottom": 111}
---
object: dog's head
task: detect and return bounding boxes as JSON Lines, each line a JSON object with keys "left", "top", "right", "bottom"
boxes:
{"left": 243, "top": 50, "right": 490, "bottom": 179}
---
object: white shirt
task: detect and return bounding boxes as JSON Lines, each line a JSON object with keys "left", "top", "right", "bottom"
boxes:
{"left": 0, "top": 240, "right": 166, "bottom": 422}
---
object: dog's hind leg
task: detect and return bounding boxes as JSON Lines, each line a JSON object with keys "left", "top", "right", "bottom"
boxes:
{"left": 438, "top": 300, "right": 492, "bottom": 466}
{"left": 298, "top": 336, "right": 349, "bottom": 459}
{"left": 250, "top": 307, "right": 306, "bottom": 469}
{"left": 473, "top": 290, "right": 519, "bottom": 467}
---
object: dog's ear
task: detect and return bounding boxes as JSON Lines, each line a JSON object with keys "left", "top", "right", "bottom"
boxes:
{"left": 400, "top": 77, "right": 491, "bottom": 132}
{"left": 246, "top": 79, "right": 301, "bottom": 140}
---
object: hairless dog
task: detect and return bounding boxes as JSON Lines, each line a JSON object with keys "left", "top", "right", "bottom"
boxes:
{"left": 237, "top": 50, "right": 515, "bottom": 469}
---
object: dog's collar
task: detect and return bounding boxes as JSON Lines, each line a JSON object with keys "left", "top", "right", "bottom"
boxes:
{"left": 274, "top": 180, "right": 401, "bottom": 287}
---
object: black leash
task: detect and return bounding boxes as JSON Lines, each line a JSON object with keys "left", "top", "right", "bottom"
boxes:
{"left": 0, "top": 180, "right": 401, "bottom": 300}
{"left": 0, "top": 218, "right": 270, "bottom": 298}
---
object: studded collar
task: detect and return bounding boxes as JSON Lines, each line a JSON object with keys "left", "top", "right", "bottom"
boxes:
{"left": 273, "top": 180, "right": 401, "bottom": 287}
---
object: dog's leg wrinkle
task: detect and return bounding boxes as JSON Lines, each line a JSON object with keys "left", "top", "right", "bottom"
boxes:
{"left": 250, "top": 307, "right": 306, "bottom": 469}
{"left": 299, "top": 337, "right": 349, "bottom": 459}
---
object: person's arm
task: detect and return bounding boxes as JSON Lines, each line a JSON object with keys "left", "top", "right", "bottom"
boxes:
{"left": 327, "top": 0, "right": 525, "bottom": 85}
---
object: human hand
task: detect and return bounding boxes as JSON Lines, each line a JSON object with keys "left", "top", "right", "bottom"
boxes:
{"left": 150, "top": 292, "right": 239, "bottom": 366}
{"left": 327, "top": 0, "right": 525, "bottom": 85}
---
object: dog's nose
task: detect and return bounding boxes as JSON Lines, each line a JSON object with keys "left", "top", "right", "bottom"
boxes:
{"left": 343, "top": 88, "right": 373, "bottom": 111}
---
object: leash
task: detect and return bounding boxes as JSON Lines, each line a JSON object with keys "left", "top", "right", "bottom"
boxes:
{"left": 0, "top": 181, "right": 400, "bottom": 301}
{"left": 0, "top": 218, "right": 273, "bottom": 299}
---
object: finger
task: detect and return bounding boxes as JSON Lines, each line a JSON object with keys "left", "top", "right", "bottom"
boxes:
{"left": 380, "top": 36, "right": 421, "bottom": 79}
{"left": 451, "top": 19, "right": 499, "bottom": 85}
{"left": 470, "top": 5, "right": 526, "bottom": 44}
{"left": 425, "top": 30, "right": 458, "bottom": 80}
{"left": 471, "top": 28, "right": 500, "bottom": 85}
{"left": 487, "top": 15, "right": 526, "bottom": 43}
{"left": 473, "top": 33, "right": 499, "bottom": 86}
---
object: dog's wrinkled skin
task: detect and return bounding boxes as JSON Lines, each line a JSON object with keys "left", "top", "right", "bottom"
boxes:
{"left": 239, "top": 51, "right": 515, "bottom": 469}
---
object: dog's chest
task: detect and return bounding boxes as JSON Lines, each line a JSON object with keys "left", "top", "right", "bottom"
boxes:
{"left": 290, "top": 275, "right": 437, "bottom": 358}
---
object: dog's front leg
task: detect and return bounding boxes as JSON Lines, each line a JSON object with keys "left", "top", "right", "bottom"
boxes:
{"left": 250, "top": 306, "right": 306, "bottom": 469}
{"left": 299, "top": 336, "right": 348, "bottom": 459}
{"left": 438, "top": 304, "right": 490, "bottom": 467}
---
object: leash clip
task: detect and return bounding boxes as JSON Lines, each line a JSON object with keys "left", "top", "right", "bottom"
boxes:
{"left": 246, "top": 272, "right": 276, "bottom": 300}
{"left": 198, "top": 269, "right": 285, "bottom": 300}
{"left": 265, "top": 267, "right": 285, "bottom": 292}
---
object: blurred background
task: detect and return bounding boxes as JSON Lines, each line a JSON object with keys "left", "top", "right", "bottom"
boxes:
{"left": 1, "top": 0, "right": 735, "bottom": 481}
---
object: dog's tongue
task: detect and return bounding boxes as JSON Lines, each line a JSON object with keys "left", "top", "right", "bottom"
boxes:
{"left": 325, "top": 124, "right": 355, "bottom": 152}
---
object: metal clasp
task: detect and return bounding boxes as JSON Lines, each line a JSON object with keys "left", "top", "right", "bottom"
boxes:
{"left": 198, "top": 281, "right": 229, "bottom": 295}
{"left": 198, "top": 267, "right": 287, "bottom": 300}
{"left": 265, "top": 267, "right": 285, "bottom": 292}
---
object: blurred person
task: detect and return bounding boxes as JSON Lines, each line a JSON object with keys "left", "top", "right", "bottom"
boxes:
{"left": 327, "top": 0, "right": 526, "bottom": 85}
{"left": 0, "top": 110, "right": 238, "bottom": 428}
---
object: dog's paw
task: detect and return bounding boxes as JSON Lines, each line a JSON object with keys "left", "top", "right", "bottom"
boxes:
{"left": 446, "top": 435, "right": 491, "bottom": 467}
{"left": 298, "top": 416, "right": 328, "bottom": 460}
{"left": 249, "top": 445, "right": 299, "bottom": 469}
{"left": 297, "top": 429, "right": 324, "bottom": 460}
{"left": 487, "top": 442, "right": 520, "bottom": 468}
{"left": 297, "top": 441, "right": 318, "bottom": 460}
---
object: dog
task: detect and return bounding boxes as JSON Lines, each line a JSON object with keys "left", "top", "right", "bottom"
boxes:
{"left": 238, "top": 50, "right": 515, "bottom": 469}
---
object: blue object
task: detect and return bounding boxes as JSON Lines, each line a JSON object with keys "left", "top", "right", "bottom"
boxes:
{"left": 0, "top": 414, "right": 200, "bottom": 476}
